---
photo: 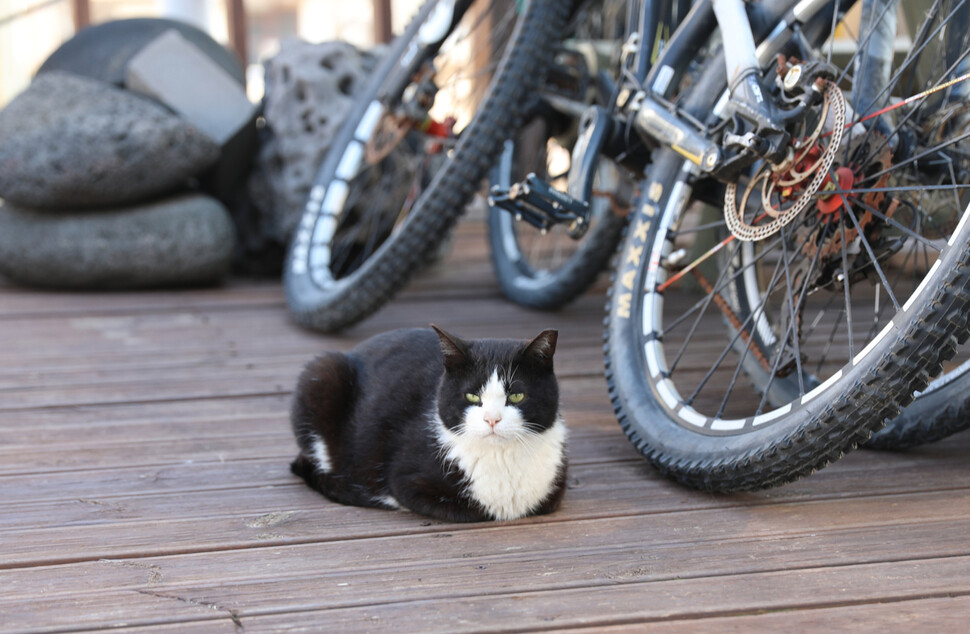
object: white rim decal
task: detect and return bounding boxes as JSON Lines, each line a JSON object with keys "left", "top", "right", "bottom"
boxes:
{"left": 655, "top": 379, "right": 680, "bottom": 409}
{"left": 322, "top": 181, "right": 350, "bottom": 215}
{"left": 336, "top": 141, "right": 365, "bottom": 181}
{"left": 852, "top": 322, "right": 894, "bottom": 366}
{"left": 355, "top": 100, "right": 383, "bottom": 141}
{"left": 801, "top": 370, "right": 843, "bottom": 405}
{"left": 678, "top": 407, "right": 707, "bottom": 428}
{"left": 645, "top": 341, "right": 662, "bottom": 379}
{"left": 752, "top": 403, "right": 792, "bottom": 427}
{"left": 711, "top": 417, "right": 746, "bottom": 432}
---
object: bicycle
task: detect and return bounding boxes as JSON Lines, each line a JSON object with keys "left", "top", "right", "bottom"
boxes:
{"left": 284, "top": 0, "right": 570, "bottom": 332}
{"left": 286, "top": 0, "right": 970, "bottom": 489}
{"left": 490, "top": 0, "right": 970, "bottom": 463}
{"left": 486, "top": 0, "right": 637, "bottom": 310}
{"left": 595, "top": 0, "right": 970, "bottom": 489}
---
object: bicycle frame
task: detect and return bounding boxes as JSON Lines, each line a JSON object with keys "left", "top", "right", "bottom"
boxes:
{"left": 618, "top": 0, "right": 858, "bottom": 174}
{"left": 493, "top": 0, "right": 862, "bottom": 231}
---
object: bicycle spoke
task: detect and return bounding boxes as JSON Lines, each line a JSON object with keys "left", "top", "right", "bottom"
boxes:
{"left": 661, "top": 234, "right": 784, "bottom": 336}
{"left": 784, "top": 220, "right": 833, "bottom": 394}
{"left": 839, "top": 212, "right": 855, "bottom": 359}
{"left": 667, "top": 237, "right": 747, "bottom": 374}
{"left": 842, "top": 193, "right": 901, "bottom": 312}
{"left": 840, "top": 0, "right": 968, "bottom": 159}
{"left": 845, "top": 196, "right": 944, "bottom": 252}
{"left": 683, "top": 226, "right": 816, "bottom": 405}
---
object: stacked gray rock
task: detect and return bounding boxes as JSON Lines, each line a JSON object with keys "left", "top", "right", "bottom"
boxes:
{"left": 0, "top": 20, "right": 378, "bottom": 284}
{"left": 0, "top": 72, "right": 219, "bottom": 208}
{"left": 239, "top": 40, "right": 378, "bottom": 274}
{"left": 0, "top": 194, "right": 235, "bottom": 288}
{"left": 0, "top": 21, "right": 246, "bottom": 289}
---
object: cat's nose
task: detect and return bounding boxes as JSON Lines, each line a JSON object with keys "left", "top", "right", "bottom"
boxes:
{"left": 484, "top": 414, "right": 502, "bottom": 428}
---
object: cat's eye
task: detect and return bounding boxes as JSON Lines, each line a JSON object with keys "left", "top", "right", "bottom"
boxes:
{"left": 465, "top": 393, "right": 481, "bottom": 404}
{"left": 508, "top": 393, "right": 525, "bottom": 404}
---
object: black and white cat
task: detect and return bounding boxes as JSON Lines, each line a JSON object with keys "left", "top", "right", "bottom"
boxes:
{"left": 290, "top": 326, "right": 567, "bottom": 522}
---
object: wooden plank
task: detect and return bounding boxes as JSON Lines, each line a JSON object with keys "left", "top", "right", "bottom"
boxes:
{"left": 0, "top": 428, "right": 637, "bottom": 505}
{"left": 0, "top": 222, "right": 492, "bottom": 319}
{"left": 0, "top": 331, "right": 607, "bottom": 391}
{"left": 4, "top": 457, "right": 970, "bottom": 567}
{"left": 0, "top": 374, "right": 613, "bottom": 439}
{"left": 1, "top": 384, "right": 967, "bottom": 506}
{"left": 0, "top": 345, "right": 609, "bottom": 412}
{"left": 0, "top": 291, "right": 605, "bottom": 356}
{"left": 87, "top": 595, "right": 970, "bottom": 632}
{"left": 6, "top": 499, "right": 970, "bottom": 599}
{"left": 610, "top": 595, "right": 970, "bottom": 632}
{"left": 2, "top": 421, "right": 968, "bottom": 508}
{"left": 185, "top": 557, "right": 970, "bottom": 631}
{"left": 0, "top": 280, "right": 285, "bottom": 319}
{"left": 4, "top": 533, "right": 970, "bottom": 631}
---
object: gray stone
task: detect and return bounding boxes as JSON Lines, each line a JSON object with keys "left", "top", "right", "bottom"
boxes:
{"left": 37, "top": 18, "right": 245, "bottom": 87}
{"left": 125, "top": 30, "right": 260, "bottom": 210}
{"left": 238, "top": 40, "right": 378, "bottom": 274}
{"left": 0, "top": 194, "right": 235, "bottom": 289}
{"left": 126, "top": 30, "right": 258, "bottom": 146}
{"left": 0, "top": 72, "right": 220, "bottom": 209}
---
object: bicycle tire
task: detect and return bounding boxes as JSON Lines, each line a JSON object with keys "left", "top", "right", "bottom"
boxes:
{"left": 487, "top": 0, "right": 631, "bottom": 310}
{"left": 604, "top": 0, "right": 970, "bottom": 491}
{"left": 487, "top": 120, "right": 629, "bottom": 310}
{"left": 285, "top": 0, "right": 569, "bottom": 332}
{"left": 865, "top": 358, "right": 970, "bottom": 449}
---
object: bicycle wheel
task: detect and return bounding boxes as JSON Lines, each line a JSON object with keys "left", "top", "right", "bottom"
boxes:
{"left": 605, "top": 0, "right": 970, "bottom": 490}
{"left": 487, "top": 0, "right": 633, "bottom": 310}
{"left": 866, "top": 356, "right": 970, "bottom": 448}
{"left": 285, "top": 0, "right": 568, "bottom": 332}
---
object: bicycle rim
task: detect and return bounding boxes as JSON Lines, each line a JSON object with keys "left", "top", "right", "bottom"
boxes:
{"left": 286, "top": 0, "right": 565, "bottom": 331}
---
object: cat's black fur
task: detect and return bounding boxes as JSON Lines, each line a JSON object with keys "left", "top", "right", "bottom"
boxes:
{"left": 290, "top": 326, "right": 567, "bottom": 522}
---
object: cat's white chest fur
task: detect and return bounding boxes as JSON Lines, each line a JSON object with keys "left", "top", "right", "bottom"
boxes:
{"left": 435, "top": 370, "right": 567, "bottom": 521}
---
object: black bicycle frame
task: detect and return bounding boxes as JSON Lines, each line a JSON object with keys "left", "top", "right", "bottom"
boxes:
{"left": 593, "top": 0, "right": 858, "bottom": 169}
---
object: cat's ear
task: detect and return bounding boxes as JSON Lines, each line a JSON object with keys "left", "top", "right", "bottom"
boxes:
{"left": 431, "top": 324, "right": 469, "bottom": 370}
{"left": 523, "top": 330, "right": 558, "bottom": 369}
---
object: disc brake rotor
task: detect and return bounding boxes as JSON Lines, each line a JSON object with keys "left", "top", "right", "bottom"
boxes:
{"left": 724, "top": 81, "right": 847, "bottom": 242}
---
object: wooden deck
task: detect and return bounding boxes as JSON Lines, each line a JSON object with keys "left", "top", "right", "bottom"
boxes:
{"left": 2, "top": 218, "right": 970, "bottom": 632}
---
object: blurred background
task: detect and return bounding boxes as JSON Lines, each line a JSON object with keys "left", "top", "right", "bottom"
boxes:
{"left": 0, "top": 0, "right": 425, "bottom": 106}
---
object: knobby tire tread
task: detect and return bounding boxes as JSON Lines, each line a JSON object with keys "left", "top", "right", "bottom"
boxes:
{"left": 288, "top": 0, "right": 569, "bottom": 332}
{"left": 605, "top": 240, "right": 970, "bottom": 490}
{"left": 488, "top": 208, "right": 627, "bottom": 310}
{"left": 601, "top": 0, "right": 970, "bottom": 490}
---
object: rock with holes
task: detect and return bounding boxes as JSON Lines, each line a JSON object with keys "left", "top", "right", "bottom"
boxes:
{"left": 0, "top": 71, "right": 219, "bottom": 209}
{"left": 0, "top": 193, "right": 234, "bottom": 288}
{"left": 238, "top": 40, "right": 379, "bottom": 274}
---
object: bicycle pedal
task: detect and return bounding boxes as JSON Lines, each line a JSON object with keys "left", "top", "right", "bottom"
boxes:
{"left": 488, "top": 173, "right": 590, "bottom": 236}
